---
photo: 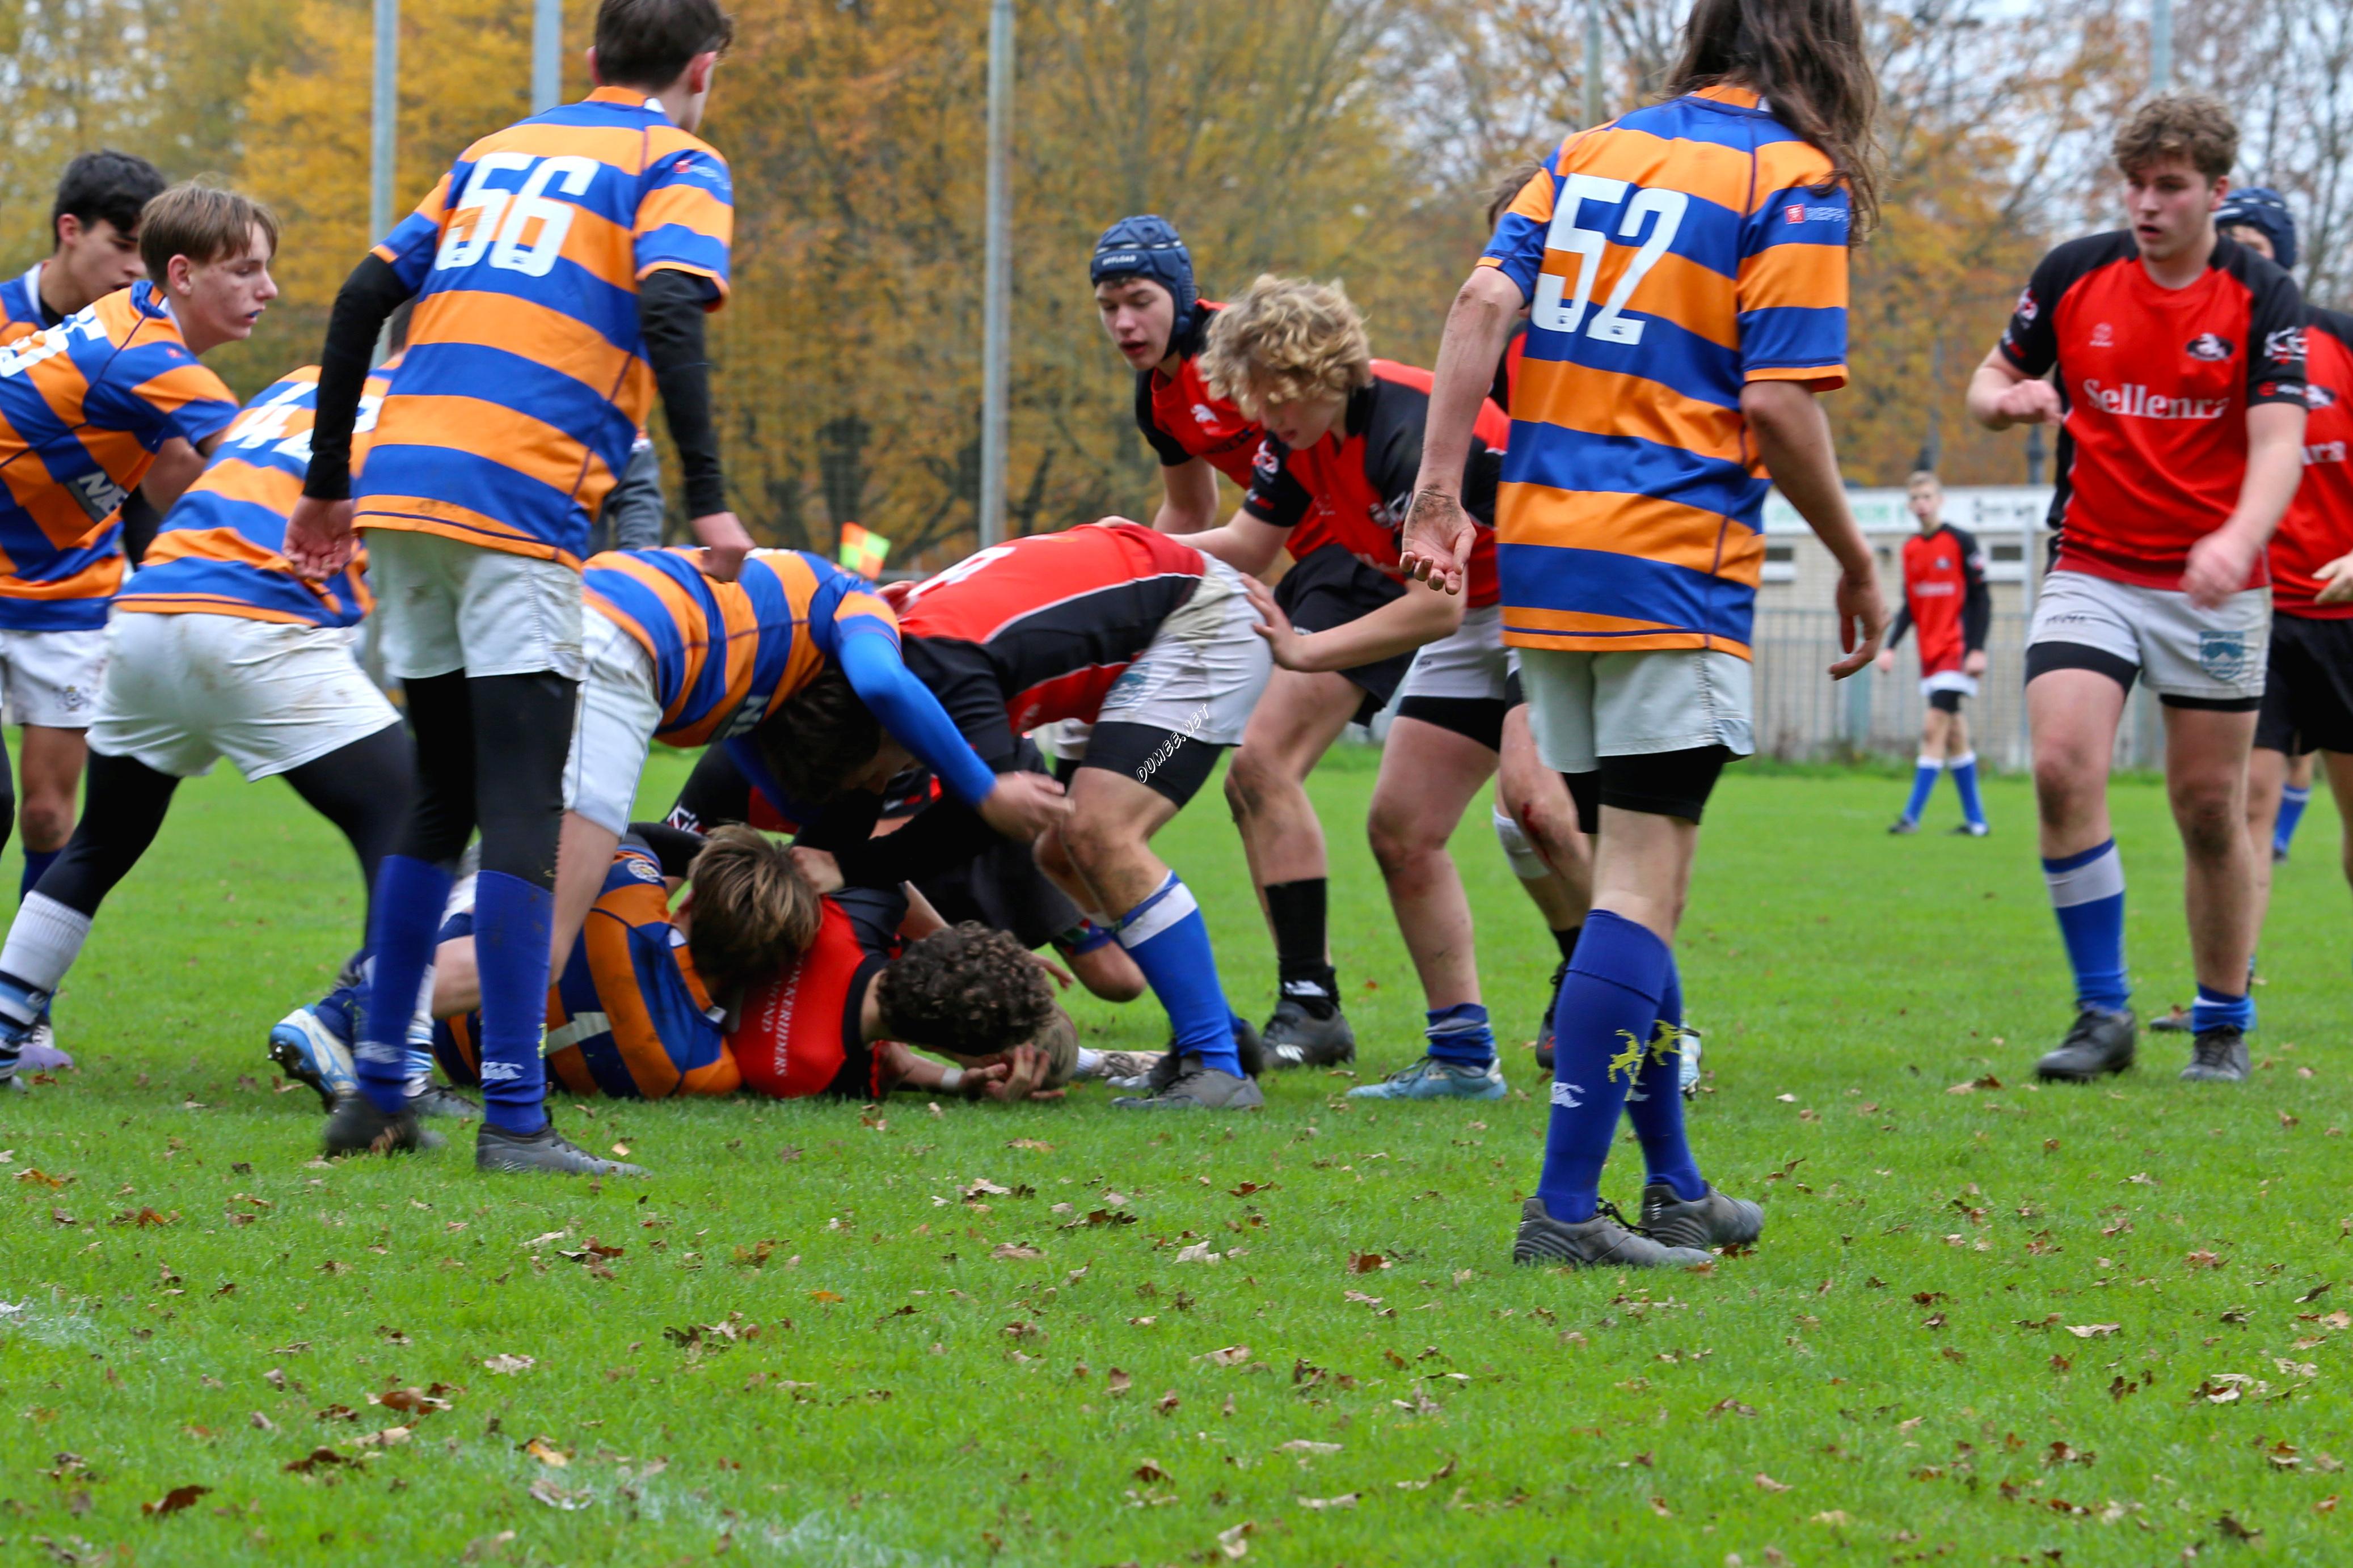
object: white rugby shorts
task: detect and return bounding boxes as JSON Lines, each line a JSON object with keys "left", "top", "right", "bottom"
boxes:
{"left": 1093, "top": 556, "right": 1272, "bottom": 746}
{"left": 0, "top": 626, "right": 104, "bottom": 730}
{"left": 562, "top": 606, "right": 664, "bottom": 835}
{"left": 2027, "top": 570, "right": 2268, "bottom": 703}
{"left": 1397, "top": 605, "right": 1509, "bottom": 704}
{"left": 1517, "top": 645, "right": 1755, "bottom": 774}
{"left": 364, "top": 528, "right": 585, "bottom": 683}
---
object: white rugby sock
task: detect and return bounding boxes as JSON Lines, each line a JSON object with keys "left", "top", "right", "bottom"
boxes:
{"left": 0, "top": 894, "right": 92, "bottom": 1000}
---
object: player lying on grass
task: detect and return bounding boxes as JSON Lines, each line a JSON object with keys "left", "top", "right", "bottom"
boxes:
{"left": 668, "top": 736, "right": 1149, "bottom": 1008}
{"left": 1968, "top": 93, "right": 2307, "bottom": 1087}
{"left": 0, "top": 184, "right": 307, "bottom": 1087}
{"left": 559, "top": 543, "right": 1068, "bottom": 980}
{"left": 1167, "top": 274, "right": 1531, "bottom": 1100}
{"left": 284, "top": 827, "right": 1069, "bottom": 1114}
{"left": 1407, "top": 0, "right": 1887, "bottom": 1266}
{"left": 774, "top": 521, "right": 1274, "bottom": 1111}
{"left": 1876, "top": 469, "right": 1991, "bottom": 836}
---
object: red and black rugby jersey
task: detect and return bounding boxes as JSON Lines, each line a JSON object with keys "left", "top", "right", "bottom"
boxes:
{"left": 1998, "top": 230, "right": 2305, "bottom": 590}
{"left": 1134, "top": 303, "right": 1264, "bottom": 488}
{"left": 1889, "top": 523, "right": 1989, "bottom": 675}
{"left": 2271, "top": 307, "right": 2353, "bottom": 620}
{"left": 729, "top": 886, "right": 901, "bottom": 1101}
{"left": 1240, "top": 361, "right": 1511, "bottom": 606}
{"left": 896, "top": 522, "right": 1209, "bottom": 763}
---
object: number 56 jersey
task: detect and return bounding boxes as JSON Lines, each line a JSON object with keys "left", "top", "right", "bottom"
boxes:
{"left": 358, "top": 87, "right": 733, "bottom": 568}
{"left": 1481, "top": 86, "right": 1849, "bottom": 660}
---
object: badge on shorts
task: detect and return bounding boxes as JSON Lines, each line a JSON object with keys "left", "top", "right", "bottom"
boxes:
{"left": 2198, "top": 630, "right": 2250, "bottom": 684}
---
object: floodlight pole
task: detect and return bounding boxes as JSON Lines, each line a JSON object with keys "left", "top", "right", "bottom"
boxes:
{"left": 2151, "top": 0, "right": 2171, "bottom": 89}
{"left": 370, "top": 0, "right": 398, "bottom": 367}
{"left": 533, "top": 0, "right": 563, "bottom": 112}
{"left": 1583, "top": 0, "right": 1604, "bottom": 126}
{"left": 979, "top": 0, "right": 1014, "bottom": 548}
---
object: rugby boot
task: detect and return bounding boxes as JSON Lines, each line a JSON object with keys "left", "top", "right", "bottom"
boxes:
{"left": 2180, "top": 1025, "right": 2250, "bottom": 1084}
{"left": 1886, "top": 817, "right": 1919, "bottom": 835}
{"left": 1348, "top": 1055, "right": 1507, "bottom": 1101}
{"left": 1947, "top": 821, "right": 1991, "bottom": 838}
{"left": 1639, "top": 1182, "right": 1764, "bottom": 1252}
{"left": 2034, "top": 1006, "right": 2136, "bottom": 1082}
{"left": 1140, "top": 1016, "right": 1262, "bottom": 1093}
{"left": 476, "top": 1119, "right": 646, "bottom": 1176}
{"left": 1511, "top": 1198, "right": 1713, "bottom": 1270}
{"left": 1533, "top": 958, "right": 1568, "bottom": 1073}
{"left": 17, "top": 1014, "right": 71, "bottom": 1073}
{"left": 410, "top": 1083, "right": 481, "bottom": 1120}
{"left": 322, "top": 1092, "right": 444, "bottom": 1156}
{"left": 270, "top": 1003, "right": 359, "bottom": 1111}
{"left": 1260, "top": 998, "right": 1355, "bottom": 1070}
{"left": 2149, "top": 1005, "right": 2194, "bottom": 1034}
{"left": 1090, "top": 1049, "right": 1162, "bottom": 1084}
{"left": 1111, "top": 1062, "right": 1266, "bottom": 1110}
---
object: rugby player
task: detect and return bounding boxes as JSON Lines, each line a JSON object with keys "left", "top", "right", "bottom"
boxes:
{"left": 1876, "top": 470, "right": 1991, "bottom": 835}
{"left": 1177, "top": 276, "right": 1511, "bottom": 1073}
{"left": 0, "top": 182, "right": 266, "bottom": 1085}
{"left": 556, "top": 543, "right": 1064, "bottom": 980}
{"left": 787, "top": 521, "right": 1275, "bottom": 1110}
{"left": 288, "top": 0, "right": 755, "bottom": 1173}
{"left": 1406, "top": 0, "right": 1888, "bottom": 1266}
{"left": 1967, "top": 94, "right": 2306, "bottom": 1086}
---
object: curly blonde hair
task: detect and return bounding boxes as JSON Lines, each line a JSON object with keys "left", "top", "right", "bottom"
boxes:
{"left": 1199, "top": 274, "right": 1373, "bottom": 419}
{"left": 2114, "top": 92, "right": 2238, "bottom": 183}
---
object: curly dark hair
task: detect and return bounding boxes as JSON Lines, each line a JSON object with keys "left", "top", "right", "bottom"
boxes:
{"left": 874, "top": 922, "right": 1055, "bottom": 1059}
{"left": 750, "top": 668, "right": 883, "bottom": 806}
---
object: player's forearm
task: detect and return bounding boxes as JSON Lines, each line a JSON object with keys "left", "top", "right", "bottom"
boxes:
{"left": 1966, "top": 355, "right": 2028, "bottom": 431}
{"left": 1283, "top": 582, "right": 1462, "bottom": 671}
{"left": 304, "top": 254, "right": 411, "bottom": 501}
{"left": 1152, "top": 462, "right": 1220, "bottom": 534}
{"left": 138, "top": 439, "right": 206, "bottom": 516}
{"left": 1413, "top": 269, "right": 1523, "bottom": 498}
{"left": 836, "top": 628, "right": 998, "bottom": 809}
{"left": 1742, "top": 381, "right": 1871, "bottom": 579}
{"left": 1185, "top": 514, "right": 1284, "bottom": 577}
{"left": 640, "top": 269, "right": 727, "bottom": 518}
{"left": 2223, "top": 405, "right": 2311, "bottom": 550}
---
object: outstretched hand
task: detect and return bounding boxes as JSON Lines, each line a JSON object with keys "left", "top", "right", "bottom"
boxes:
{"left": 689, "top": 510, "right": 754, "bottom": 581}
{"left": 284, "top": 496, "right": 356, "bottom": 582}
{"left": 1398, "top": 489, "right": 1474, "bottom": 595}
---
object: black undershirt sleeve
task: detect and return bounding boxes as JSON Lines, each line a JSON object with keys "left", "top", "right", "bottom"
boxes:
{"left": 302, "top": 254, "right": 414, "bottom": 502}
{"left": 117, "top": 489, "right": 162, "bottom": 566}
{"left": 1952, "top": 525, "right": 1991, "bottom": 653}
{"left": 638, "top": 268, "right": 727, "bottom": 518}
{"left": 1887, "top": 603, "right": 1912, "bottom": 649}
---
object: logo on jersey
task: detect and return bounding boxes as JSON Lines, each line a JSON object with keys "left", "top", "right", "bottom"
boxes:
{"left": 622, "top": 854, "right": 663, "bottom": 885}
{"left": 1251, "top": 444, "right": 1281, "bottom": 485}
{"left": 2310, "top": 384, "right": 2340, "bottom": 410}
{"left": 2090, "top": 323, "right": 2114, "bottom": 348}
{"left": 1782, "top": 204, "right": 1847, "bottom": 226}
{"left": 1191, "top": 402, "right": 1220, "bottom": 427}
{"left": 2264, "top": 326, "right": 2307, "bottom": 364}
{"left": 2198, "top": 630, "right": 2251, "bottom": 684}
{"left": 2185, "top": 333, "right": 2234, "bottom": 362}
{"left": 2014, "top": 288, "right": 2039, "bottom": 326}
{"left": 2079, "top": 380, "right": 2229, "bottom": 421}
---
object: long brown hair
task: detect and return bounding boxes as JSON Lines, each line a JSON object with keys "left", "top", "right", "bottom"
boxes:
{"left": 685, "top": 826, "right": 823, "bottom": 1004}
{"left": 1665, "top": 0, "right": 1882, "bottom": 240}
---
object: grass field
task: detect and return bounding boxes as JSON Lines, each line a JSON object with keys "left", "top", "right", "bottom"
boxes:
{"left": 3, "top": 744, "right": 2351, "bottom": 1566}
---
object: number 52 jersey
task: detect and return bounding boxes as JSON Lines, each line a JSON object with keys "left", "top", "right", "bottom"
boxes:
{"left": 358, "top": 87, "right": 733, "bottom": 568}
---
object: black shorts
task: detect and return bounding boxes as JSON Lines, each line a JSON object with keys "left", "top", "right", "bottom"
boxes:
{"left": 1075, "top": 720, "right": 1224, "bottom": 809}
{"left": 915, "top": 832, "right": 1083, "bottom": 951}
{"left": 1560, "top": 746, "right": 1733, "bottom": 828}
{"left": 1275, "top": 543, "right": 1412, "bottom": 722}
{"left": 1394, "top": 696, "right": 1508, "bottom": 752}
{"left": 2255, "top": 612, "right": 2353, "bottom": 756}
{"left": 1928, "top": 688, "right": 1965, "bottom": 715}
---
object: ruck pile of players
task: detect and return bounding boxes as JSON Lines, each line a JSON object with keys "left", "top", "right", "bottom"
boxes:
{"left": 0, "top": 0, "right": 2340, "bottom": 1270}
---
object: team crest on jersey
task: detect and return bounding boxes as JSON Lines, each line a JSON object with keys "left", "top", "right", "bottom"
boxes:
{"left": 2014, "top": 288, "right": 2039, "bottom": 326}
{"left": 2185, "top": 333, "right": 2233, "bottom": 362}
{"left": 2198, "top": 630, "right": 2251, "bottom": 684}
{"left": 2090, "top": 323, "right": 2114, "bottom": 348}
{"left": 1191, "top": 402, "right": 1219, "bottom": 427}
{"left": 2264, "top": 326, "right": 2307, "bottom": 364}
{"left": 1251, "top": 445, "right": 1281, "bottom": 484}
{"left": 2310, "top": 384, "right": 2339, "bottom": 410}
{"left": 623, "top": 855, "right": 663, "bottom": 884}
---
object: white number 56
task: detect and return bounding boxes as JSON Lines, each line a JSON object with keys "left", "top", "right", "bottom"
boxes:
{"left": 1532, "top": 173, "right": 1688, "bottom": 346}
{"left": 435, "top": 153, "right": 601, "bottom": 278}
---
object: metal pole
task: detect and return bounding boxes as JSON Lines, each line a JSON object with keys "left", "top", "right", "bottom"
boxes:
{"left": 1583, "top": 0, "right": 1604, "bottom": 127}
{"left": 532, "top": 0, "right": 563, "bottom": 112}
{"left": 370, "top": 0, "right": 397, "bottom": 243}
{"left": 2151, "top": 0, "right": 2171, "bottom": 90}
{"left": 979, "top": 0, "right": 1015, "bottom": 547}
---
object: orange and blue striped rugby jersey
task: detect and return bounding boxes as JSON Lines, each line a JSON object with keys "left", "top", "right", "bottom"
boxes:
{"left": 0, "top": 263, "right": 57, "bottom": 345}
{"left": 1480, "top": 85, "right": 1850, "bottom": 658}
{"left": 583, "top": 547, "right": 895, "bottom": 747}
{"left": 119, "top": 362, "right": 397, "bottom": 628}
{"left": 357, "top": 86, "right": 733, "bottom": 568}
{"left": 0, "top": 281, "right": 239, "bottom": 630}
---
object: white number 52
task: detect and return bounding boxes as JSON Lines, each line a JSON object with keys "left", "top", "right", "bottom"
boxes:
{"left": 435, "top": 153, "right": 601, "bottom": 278}
{"left": 1532, "top": 174, "right": 1688, "bottom": 346}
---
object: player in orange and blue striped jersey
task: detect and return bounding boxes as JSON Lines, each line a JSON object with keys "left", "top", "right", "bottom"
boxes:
{"left": 286, "top": 0, "right": 762, "bottom": 1173}
{"left": 560, "top": 543, "right": 1053, "bottom": 982}
{"left": 0, "top": 153, "right": 167, "bottom": 348}
{"left": 1402, "top": 0, "right": 1888, "bottom": 1269}
{"left": 0, "top": 183, "right": 282, "bottom": 1086}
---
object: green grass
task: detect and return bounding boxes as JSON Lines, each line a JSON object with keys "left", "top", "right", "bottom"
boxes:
{"left": 5, "top": 747, "right": 2352, "bottom": 1566}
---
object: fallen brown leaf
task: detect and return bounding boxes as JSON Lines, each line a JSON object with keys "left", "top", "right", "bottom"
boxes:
{"left": 141, "top": 1484, "right": 209, "bottom": 1516}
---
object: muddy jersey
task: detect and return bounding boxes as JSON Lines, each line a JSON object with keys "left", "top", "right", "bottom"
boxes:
{"left": 1241, "top": 361, "right": 1509, "bottom": 607}
{"left": 1891, "top": 524, "right": 1989, "bottom": 675}
{"left": 1134, "top": 303, "right": 1263, "bottom": 488}
{"left": 895, "top": 522, "right": 1210, "bottom": 763}
{"left": 1998, "top": 231, "right": 2305, "bottom": 590}
{"left": 729, "top": 887, "right": 903, "bottom": 1100}
{"left": 2271, "top": 308, "right": 2353, "bottom": 620}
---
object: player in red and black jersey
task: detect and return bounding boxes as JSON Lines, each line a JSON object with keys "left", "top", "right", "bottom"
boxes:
{"left": 1876, "top": 471, "right": 1992, "bottom": 835}
{"left": 782, "top": 522, "right": 1276, "bottom": 1112}
{"left": 1091, "top": 215, "right": 1257, "bottom": 534}
{"left": 1968, "top": 93, "right": 2308, "bottom": 1086}
{"left": 1170, "top": 274, "right": 1508, "bottom": 1075}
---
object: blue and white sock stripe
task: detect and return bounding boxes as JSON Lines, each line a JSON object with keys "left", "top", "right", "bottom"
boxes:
{"left": 1916, "top": 754, "right": 1944, "bottom": 771}
{"left": 1425, "top": 1002, "right": 1492, "bottom": 1038}
{"left": 1949, "top": 753, "right": 1976, "bottom": 771}
{"left": 1115, "top": 873, "right": 1197, "bottom": 949}
{"left": 2043, "top": 839, "right": 2123, "bottom": 907}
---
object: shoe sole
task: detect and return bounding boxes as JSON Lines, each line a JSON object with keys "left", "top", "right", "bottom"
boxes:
{"left": 269, "top": 1022, "right": 351, "bottom": 1113}
{"left": 1348, "top": 1078, "right": 1507, "bottom": 1102}
{"left": 1510, "top": 1227, "right": 1710, "bottom": 1269}
{"left": 2034, "top": 1058, "right": 2135, "bottom": 1083}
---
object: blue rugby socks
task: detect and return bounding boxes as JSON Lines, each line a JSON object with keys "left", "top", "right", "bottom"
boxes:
{"left": 19, "top": 848, "right": 57, "bottom": 903}
{"left": 471, "top": 870, "right": 554, "bottom": 1134}
{"left": 1949, "top": 753, "right": 1987, "bottom": 830}
{"left": 1624, "top": 951, "right": 1705, "bottom": 1201}
{"left": 2043, "top": 839, "right": 2129, "bottom": 1013}
{"left": 1900, "top": 756, "right": 1941, "bottom": 826}
{"left": 2276, "top": 783, "right": 2311, "bottom": 856}
{"left": 1116, "top": 872, "right": 1241, "bottom": 1077}
{"left": 1534, "top": 910, "right": 1670, "bottom": 1224}
{"left": 1424, "top": 1002, "right": 1496, "bottom": 1067}
{"left": 2191, "top": 982, "right": 2255, "bottom": 1035}
{"left": 356, "top": 855, "right": 451, "bottom": 1115}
